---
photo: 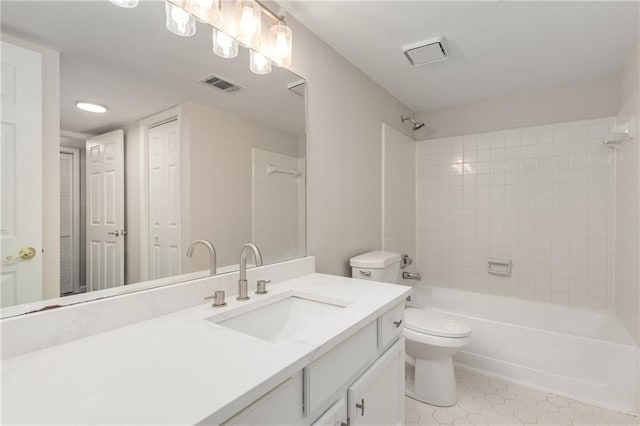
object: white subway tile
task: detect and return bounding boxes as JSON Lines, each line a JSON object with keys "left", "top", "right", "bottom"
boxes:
{"left": 416, "top": 116, "right": 615, "bottom": 313}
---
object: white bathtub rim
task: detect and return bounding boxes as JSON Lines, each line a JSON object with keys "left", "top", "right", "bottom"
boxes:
{"left": 453, "top": 361, "right": 639, "bottom": 416}
{"left": 422, "top": 304, "right": 638, "bottom": 350}
{"left": 412, "top": 285, "right": 638, "bottom": 347}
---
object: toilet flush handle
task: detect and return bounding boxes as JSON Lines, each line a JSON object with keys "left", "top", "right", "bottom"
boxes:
{"left": 359, "top": 270, "right": 371, "bottom": 277}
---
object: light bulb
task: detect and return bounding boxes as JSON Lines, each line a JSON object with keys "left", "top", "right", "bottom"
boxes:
{"left": 109, "top": 0, "right": 139, "bottom": 8}
{"left": 165, "top": 1, "right": 196, "bottom": 37}
{"left": 268, "top": 22, "right": 292, "bottom": 66}
{"left": 188, "top": 0, "right": 218, "bottom": 23}
{"left": 250, "top": 50, "right": 271, "bottom": 75}
{"left": 235, "top": 0, "right": 261, "bottom": 49}
{"left": 240, "top": 7, "right": 256, "bottom": 35}
{"left": 212, "top": 29, "right": 239, "bottom": 59}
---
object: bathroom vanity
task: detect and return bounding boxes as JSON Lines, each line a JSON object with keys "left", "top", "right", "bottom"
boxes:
{"left": 1, "top": 262, "right": 410, "bottom": 425}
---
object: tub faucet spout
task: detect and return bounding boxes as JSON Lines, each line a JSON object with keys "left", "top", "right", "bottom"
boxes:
{"left": 403, "top": 271, "right": 422, "bottom": 281}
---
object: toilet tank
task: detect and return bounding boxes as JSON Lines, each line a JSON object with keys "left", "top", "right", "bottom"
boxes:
{"left": 350, "top": 251, "right": 401, "bottom": 284}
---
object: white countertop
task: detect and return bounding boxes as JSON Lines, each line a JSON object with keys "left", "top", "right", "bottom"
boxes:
{"left": 1, "top": 273, "right": 410, "bottom": 425}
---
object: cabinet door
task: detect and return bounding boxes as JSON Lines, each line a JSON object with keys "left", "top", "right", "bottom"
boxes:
{"left": 347, "top": 338, "right": 404, "bottom": 426}
{"left": 312, "top": 398, "right": 347, "bottom": 426}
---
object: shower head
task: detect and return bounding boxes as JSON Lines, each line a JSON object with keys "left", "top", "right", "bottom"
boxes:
{"left": 401, "top": 115, "right": 426, "bottom": 131}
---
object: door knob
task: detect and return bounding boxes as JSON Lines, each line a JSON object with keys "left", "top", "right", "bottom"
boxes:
{"left": 107, "top": 230, "right": 121, "bottom": 237}
{"left": 5, "top": 246, "right": 37, "bottom": 261}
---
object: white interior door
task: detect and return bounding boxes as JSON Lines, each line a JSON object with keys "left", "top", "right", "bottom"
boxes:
{"left": 148, "top": 119, "right": 181, "bottom": 280}
{"left": 86, "top": 130, "right": 124, "bottom": 291}
{"left": 0, "top": 41, "right": 43, "bottom": 307}
{"left": 60, "top": 148, "right": 79, "bottom": 295}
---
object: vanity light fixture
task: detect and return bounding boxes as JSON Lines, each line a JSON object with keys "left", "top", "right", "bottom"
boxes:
{"left": 75, "top": 101, "right": 108, "bottom": 113}
{"left": 268, "top": 21, "right": 292, "bottom": 66}
{"left": 165, "top": 1, "right": 196, "bottom": 37}
{"left": 212, "top": 28, "right": 239, "bottom": 58}
{"left": 235, "top": 0, "right": 262, "bottom": 49}
{"left": 109, "top": 0, "right": 139, "bottom": 8}
{"left": 185, "top": 0, "right": 219, "bottom": 23}
{"left": 117, "top": 0, "right": 293, "bottom": 71}
{"left": 249, "top": 49, "right": 271, "bottom": 74}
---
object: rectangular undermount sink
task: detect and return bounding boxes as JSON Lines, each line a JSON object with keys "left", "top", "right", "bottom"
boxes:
{"left": 209, "top": 296, "right": 345, "bottom": 342}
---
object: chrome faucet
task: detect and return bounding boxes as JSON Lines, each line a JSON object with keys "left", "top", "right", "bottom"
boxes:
{"left": 186, "top": 240, "right": 217, "bottom": 276}
{"left": 237, "top": 243, "right": 263, "bottom": 301}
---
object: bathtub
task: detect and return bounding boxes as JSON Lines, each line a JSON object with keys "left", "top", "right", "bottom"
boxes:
{"left": 410, "top": 285, "right": 640, "bottom": 415}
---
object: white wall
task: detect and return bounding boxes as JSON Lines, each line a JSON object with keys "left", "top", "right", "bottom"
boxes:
{"left": 182, "top": 102, "right": 299, "bottom": 270}
{"left": 614, "top": 42, "right": 640, "bottom": 344}
{"left": 415, "top": 76, "right": 620, "bottom": 140}
{"left": 382, "top": 123, "right": 417, "bottom": 285}
{"left": 252, "top": 149, "right": 304, "bottom": 265}
{"left": 285, "top": 17, "right": 414, "bottom": 276}
{"left": 1, "top": 34, "right": 60, "bottom": 300}
{"left": 416, "top": 118, "right": 617, "bottom": 311}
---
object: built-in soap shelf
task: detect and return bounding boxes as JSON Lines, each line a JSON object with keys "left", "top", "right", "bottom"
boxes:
{"left": 487, "top": 258, "right": 512, "bottom": 276}
{"left": 603, "top": 118, "right": 635, "bottom": 149}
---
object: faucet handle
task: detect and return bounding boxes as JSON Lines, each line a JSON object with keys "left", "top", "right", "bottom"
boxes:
{"left": 256, "top": 280, "right": 271, "bottom": 295}
{"left": 205, "top": 290, "right": 227, "bottom": 307}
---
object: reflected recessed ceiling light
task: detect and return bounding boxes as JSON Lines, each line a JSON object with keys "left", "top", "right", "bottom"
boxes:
{"left": 75, "top": 101, "right": 108, "bottom": 113}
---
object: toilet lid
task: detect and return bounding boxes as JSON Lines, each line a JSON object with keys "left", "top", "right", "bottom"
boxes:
{"left": 405, "top": 308, "right": 472, "bottom": 338}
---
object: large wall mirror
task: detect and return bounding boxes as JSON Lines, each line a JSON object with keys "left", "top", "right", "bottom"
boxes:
{"left": 0, "top": 0, "right": 306, "bottom": 317}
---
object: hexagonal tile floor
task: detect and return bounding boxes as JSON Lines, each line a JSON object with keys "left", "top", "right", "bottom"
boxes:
{"left": 405, "top": 367, "right": 638, "bottom": 425}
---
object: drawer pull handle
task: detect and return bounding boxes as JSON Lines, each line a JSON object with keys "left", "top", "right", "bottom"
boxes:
{"left": 356, "top": 398, "right": 365, "bottom": 416}
{"left": 393, "top": 319, "right": 403, "bottom": 328}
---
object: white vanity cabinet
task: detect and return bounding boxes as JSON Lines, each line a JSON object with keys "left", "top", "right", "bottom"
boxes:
{"left": 223, "top": 372, "right": 305, "bottom": 425}
{"left": 223, "top": 302, "right": 406, "bottom": 426}
{"left": 312, "top": 398, "right": 347, "bottom": 426}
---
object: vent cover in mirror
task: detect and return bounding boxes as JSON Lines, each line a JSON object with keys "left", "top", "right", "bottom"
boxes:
{"left": 200, "top": 74, "right": 244, "bottom": 93}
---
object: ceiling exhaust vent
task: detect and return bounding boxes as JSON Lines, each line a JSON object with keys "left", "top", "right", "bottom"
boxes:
{"left": 403, "top": 36, "right": 448, "bottom": 66}
{"left": 199, "top": 74, "right": 244, "bottom": 94}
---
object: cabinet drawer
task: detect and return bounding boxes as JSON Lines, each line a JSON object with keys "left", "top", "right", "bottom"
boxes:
{"left": 378, "top": 302, "right": 405, "bottom": 350}
{"left": 224, "top": 372, "right": 304, "bottom": 425}
{"left": 304, "top": 321, "right": 377, "bottom": 416}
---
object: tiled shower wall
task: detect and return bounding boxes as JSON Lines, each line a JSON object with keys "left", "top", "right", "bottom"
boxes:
{"left": 415, "top": 118, "right": 616, "bottom": 311}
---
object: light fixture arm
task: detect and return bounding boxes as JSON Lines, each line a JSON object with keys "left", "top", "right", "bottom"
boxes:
{"left": 255, "top": 0, "right": 285, "bottom": 23}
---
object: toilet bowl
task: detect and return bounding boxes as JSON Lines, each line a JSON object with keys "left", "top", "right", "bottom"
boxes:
{"left": 349, "top": 251, "right": 472, "bottom": 407}
{"left": 404, "top": 307, "right": 471, "bottom": 406}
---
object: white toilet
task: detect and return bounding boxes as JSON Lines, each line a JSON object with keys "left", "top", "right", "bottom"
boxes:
{"left": 350, "top": 250, "right": 472, "bottom": 407}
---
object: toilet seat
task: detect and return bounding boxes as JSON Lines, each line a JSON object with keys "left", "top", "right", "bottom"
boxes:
{"left": 405, "top": 308, "right": 471, "bottom": 338}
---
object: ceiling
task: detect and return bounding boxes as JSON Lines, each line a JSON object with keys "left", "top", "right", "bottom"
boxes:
{"left": 1, "top": 1, "right": 305, "bottom": 135}
{"left": 282, "top": 1, "right": 639, "bottom": 112}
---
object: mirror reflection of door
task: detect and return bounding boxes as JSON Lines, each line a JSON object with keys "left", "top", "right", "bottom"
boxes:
{"left": 86, "top": 130, "right": 125, "bottom": 291}
{"left": 1, "top": 40, "right": 43, "bottom": 307}
{"left": 148, "top": 118, "right": 182, "bottom": 281}
{"left": 59, "top": 147, "right": 80, "bottom": 295}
